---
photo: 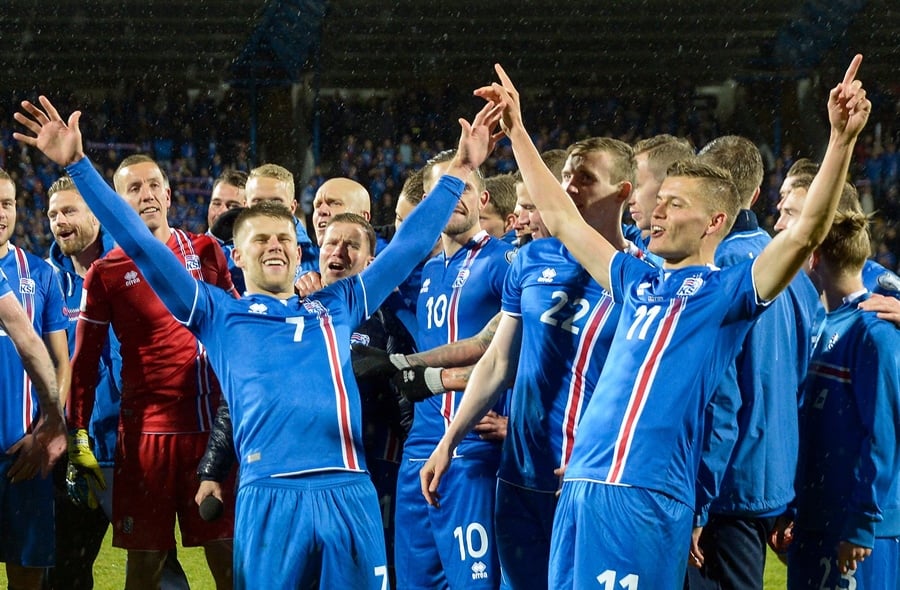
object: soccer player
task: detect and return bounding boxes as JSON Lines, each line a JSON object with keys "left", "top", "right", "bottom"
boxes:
{"left": 0, "top": 168, "right": 70, "bottom": 590}
{"left": 473, "top": 56, "right": 869, "bottom": 588}
{"left": 395, "top": 148, "right": 513, "bottom": 590}
{"left": 628, "top": 134, "right": 695, "bottom": 240}
{"left": 245, "top": 163, "right": 318, "bottom": 273}
{"left": 207, "top": 170, "right": 247, "bottom": 231}
{"left": 420, "top": 136, "right": 642, "bottom": 590}
{"left": 481, "top": 173, "right": 517, "bottom": 242}
{"left": 311, "top": 177, "right": 372, "bottom": 246}
{"left": 44, "top": 176, "right": 121, "bottom": 589}
{"left": 772, "top": 203, "right": 900, "bottom": 589}
{"left": 684, "top": 136, "right": 819, "bottom": 590}
{"left": 60, "top": 154, "right": 237, "bottom": 590}
{"left": 15, "top": 94, "right": 501, "bottom": 588}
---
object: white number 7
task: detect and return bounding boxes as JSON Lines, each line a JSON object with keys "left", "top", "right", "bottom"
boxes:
{"left": 286, "top": 316, "right": 305, "bottom": 342}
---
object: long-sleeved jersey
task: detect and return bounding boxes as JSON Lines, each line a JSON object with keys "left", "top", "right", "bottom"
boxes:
{"left": 794, "top": 293, "right": 900, "bottom": 547}
{"left": 67, "top": 157, "right": 465, "bottom": 488}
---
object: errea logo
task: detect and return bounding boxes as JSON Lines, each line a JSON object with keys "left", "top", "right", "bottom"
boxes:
{"left": 471, "top": 561, "right": 488, "bottom": 580}
{"left": 537, "top": 267, "right": 557, "bottom": 284}
{"left": 420, "top": 278, "right": 431, "bottom": 294}
{"left": 248, "top": 303, "right": 268, "bottom": 315}
{"left": 124, "top": 271, "right": 141, "bottom": 287}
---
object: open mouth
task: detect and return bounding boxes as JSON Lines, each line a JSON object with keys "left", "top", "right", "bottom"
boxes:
{"left": 650, "top": 225, "right": 665, "bottom": 238}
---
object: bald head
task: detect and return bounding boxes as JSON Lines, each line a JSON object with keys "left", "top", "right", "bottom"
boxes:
{"left": 312, "top": 178, "right": 371, "bottom": 243}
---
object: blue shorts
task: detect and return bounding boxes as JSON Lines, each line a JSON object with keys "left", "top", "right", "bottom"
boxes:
{"left": 395, "top": 454, "right": 501, "bottom": 589}
{"left": 788, "top": 528, "right": 900, "bottom": 590}
{"left": 0, "top": 456, "right": 55, "bottom": 567}
{"left": 233, "top": 472, "right": 387, "bottom": 590}
{"left": 549, "top": 480, "right": 693, "bottom": 590}
{"left": 494, "top": 479, "right": 557, "bottom": 590}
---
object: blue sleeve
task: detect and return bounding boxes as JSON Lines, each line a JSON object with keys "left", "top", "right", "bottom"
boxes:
{"left": 41, "top": 265, "right": 69, "bottom": 333}
{"left": 501, "top": 246, "right": 525, "bottom": 315}
{"left": 843, "top": 322, "right": 900, "bottom": 547}
{"left": 358, "top": 175, "right": 463, "bottom": 313}
{"left": 67, "top": 158, "right": 198, "bottom": 322}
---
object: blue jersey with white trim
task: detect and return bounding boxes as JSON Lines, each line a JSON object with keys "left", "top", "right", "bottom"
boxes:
{"left": 707, "top": 211, "right": 819, "bottom": 516}
{"left": 0, "top": 246, "right": 68, "bottom": 449}
{"left": 0, "top": 268, "right": 10, "bottom": 296}
{"left": 564, "top": 253, "right": 767, "bottom": 508}
{"left": 65, "top": 156, "right": 466, "bottom": 489}
{"left": 499, "top": 237, "right": 622, "bottom": 492}
{"left": 795, "top": 294, "right": 900, "bottom": 547}
{"left": 406, "top": 231, "right": 512, "bottom": 459}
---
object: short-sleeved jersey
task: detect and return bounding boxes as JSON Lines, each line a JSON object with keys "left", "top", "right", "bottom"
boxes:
{"left": 708, "top": 211, "right": 819, "bottom": 515}
{"left": 499, "top": 237, "right": 623, "bottom": 492}
{"left": 795, "top": 294, "right": 900, "bottom": 547}
{"left": 71, "top": 230, "right": 234, "bottom": 433}
{"left": 406, "top": 231, "right": 513, "bottom": 459}
{"left": 48, "top": 231, "right": 122, "bottom": 465}
{"left": 0, "top": 246, "right": 69, "bottom": 449}
{"left": 564, "top": 253, "right": 768, "bottom": 508}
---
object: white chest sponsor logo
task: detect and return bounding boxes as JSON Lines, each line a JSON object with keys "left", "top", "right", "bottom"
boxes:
{"left": 537, "top": 268, "right": 557, "bottom": 283}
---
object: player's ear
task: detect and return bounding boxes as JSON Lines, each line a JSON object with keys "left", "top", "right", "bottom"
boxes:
{"left": 616, "top": 181, "right": 633, "bottom": 204}
{"left": 231, "top": 246, "right": 244, "bottom": 269}
{"left": 706, "top": 211, "right": 727, "bottom": 236}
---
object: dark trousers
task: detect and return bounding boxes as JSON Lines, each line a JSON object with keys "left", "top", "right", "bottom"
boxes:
{"left": 685, "top": 514, "right": 777, "bottom": 590}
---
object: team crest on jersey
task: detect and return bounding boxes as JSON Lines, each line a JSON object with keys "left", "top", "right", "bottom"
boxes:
{"left": 184, "top": 254, "right": 201, "bottom": 272}
{"left": 302, "top": 299, "right": 328, "bottom": 317}
{"left": 124, "top": 270, "right": 141, "bottom": 287}
{"left": 350, "top": 332, "right": 370, "bottom": 346}
{"left": 420, "top": 278, "right": 431, "bottom": 294}
{"left": 452, "top": 269, "right": 470, "bottom": 288}
{"left": 537, "top": 267, "right": 557, "bottom": 284}
{"left": 676, "top": 276, "right": 704, "bottom": 297}
{"left": 18, "top": 278, "right": 35, "bottom": 295}
{"left": 248, "top": 303, "right": 268, "bottom": 315}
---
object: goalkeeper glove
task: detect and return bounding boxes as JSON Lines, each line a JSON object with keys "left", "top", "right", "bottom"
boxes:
{"left": 351, "top": 344, "right": 411, "bottom": 379}
{"left": 66, "top": 429, "right": 106, "bottom": 504}
{"left": 66, "top": 461, "right": 103, "bottom": 509}
{"left": 392, "top": 366, "right": 446, "bottom": 402}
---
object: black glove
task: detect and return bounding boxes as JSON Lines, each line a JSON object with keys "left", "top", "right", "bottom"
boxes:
{"left": 351, "top": 344, "right": 410, "bottom": 379}
{"left": 391, "top": 366, "right": 447, "bottom": 402}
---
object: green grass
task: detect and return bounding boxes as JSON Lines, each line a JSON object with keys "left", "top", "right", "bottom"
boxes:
{"left": 0, "top": 531, "right": 788, "bottom": 589}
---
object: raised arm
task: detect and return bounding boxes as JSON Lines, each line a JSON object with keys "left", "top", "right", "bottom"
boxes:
{"left": 14, "top": 97, "right": 198, "bottom": 320}
{"left": 753, "top": 55, "right": 870, "bottom": 301}
{"left": 475, "top": 64, "right": 618, "bottom": 289}
{"left": 360, "top": 101, "right": 503, "bottom": 306}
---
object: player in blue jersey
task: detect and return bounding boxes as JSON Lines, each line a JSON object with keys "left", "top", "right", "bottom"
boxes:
{"left": 15, "top": 94, "right": 502, "bottom": 589}
{"left": 0, "top": 167, "right": 71, "bottom": 590}
{"left": 771, "top": 203, "right": 900, "bottom": 589}
{"left": 776, "top": 162, "right": 900, "bottom": 299}
{"left": 475, "top": 56, "right": 870, "bottom": 588}
{"left": 682, "top": 136, "right": 820, "bottom": 590}
{"left": 481, "top": 174, "right": 518, "bottom": 243}
{"left": 207, "top": 170, "right": 248, "bottom": 293}
{"left": 44, "top": 176, "right": 121, "bottom": 589}
{"left": 420, "top": 136, "right": 644, "bottom": 590}
{"left": 628, "top": 135, "right": 695, "bottom": 242}
{"left": 396, "top": 148, "right": 513, "bottom": 590}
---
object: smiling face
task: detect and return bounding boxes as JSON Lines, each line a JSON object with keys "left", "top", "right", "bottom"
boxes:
{"left": 319, "top": 220, "right": 374, "bottom": 285}
{"left": 47, "top": 190, "right": 100, "bottom": 256}
{"left": 207, "top": 181, "right": 246, "bottom": 228}
{"left": 0, "top": 178, "right": 15, "bottom": 251}
{"left": 232, "top": 213, "right": 299, "bottom": 297}
{"left": 647, "top": 175, "right": 721, "bottom": 266}
{"left": 114, "top": 161, "right": 171, "bottom": 234}
{"left": 561, "top": 150, "right": 622, "bottom": 212}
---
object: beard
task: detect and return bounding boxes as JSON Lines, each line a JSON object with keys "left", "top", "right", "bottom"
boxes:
{"left": 56, "top": 230, "right": 95, "bottom": 256}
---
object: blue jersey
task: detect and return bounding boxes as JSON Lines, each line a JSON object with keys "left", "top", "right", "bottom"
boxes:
{"left": 862, "top": 259, "right": 900, "bottom": 299}
{"left": 47, "top": 231, "right": 122, "bottom": 466}
{"left": 795, "top": 293, "right": 900, "bottom": 547}
{"left": 0, "top": 269, "right": 9, "bottom": 297}
{"left": 0, "top": 245, "right": 69, "bottom": 450}
{"left": 66, "top": 157, "right": 466, "bottom": 488}
{"left": 407, "top": 231, "right": 513, "bottom": 459}
{"left": 499, "top": 237, "right": 626, "bottom": 492}
{"left": 564, "top": 253, "right": 767, "bottom": 508}
{"left": 707, "top": 211, "right": 819, "bottom": 516}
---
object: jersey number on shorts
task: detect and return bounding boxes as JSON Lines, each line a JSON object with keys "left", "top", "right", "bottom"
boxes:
{"left": 818, "top": 557, "right": 857, "bottom": 590}
{"left": 452, "top": 522, "right": 489, "bottom": 561}
{"left": 539, "top": 290, "right": 590, "bottom": 335}
{"left": 596, "top": 570, "right": 639, "bottom": 589}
